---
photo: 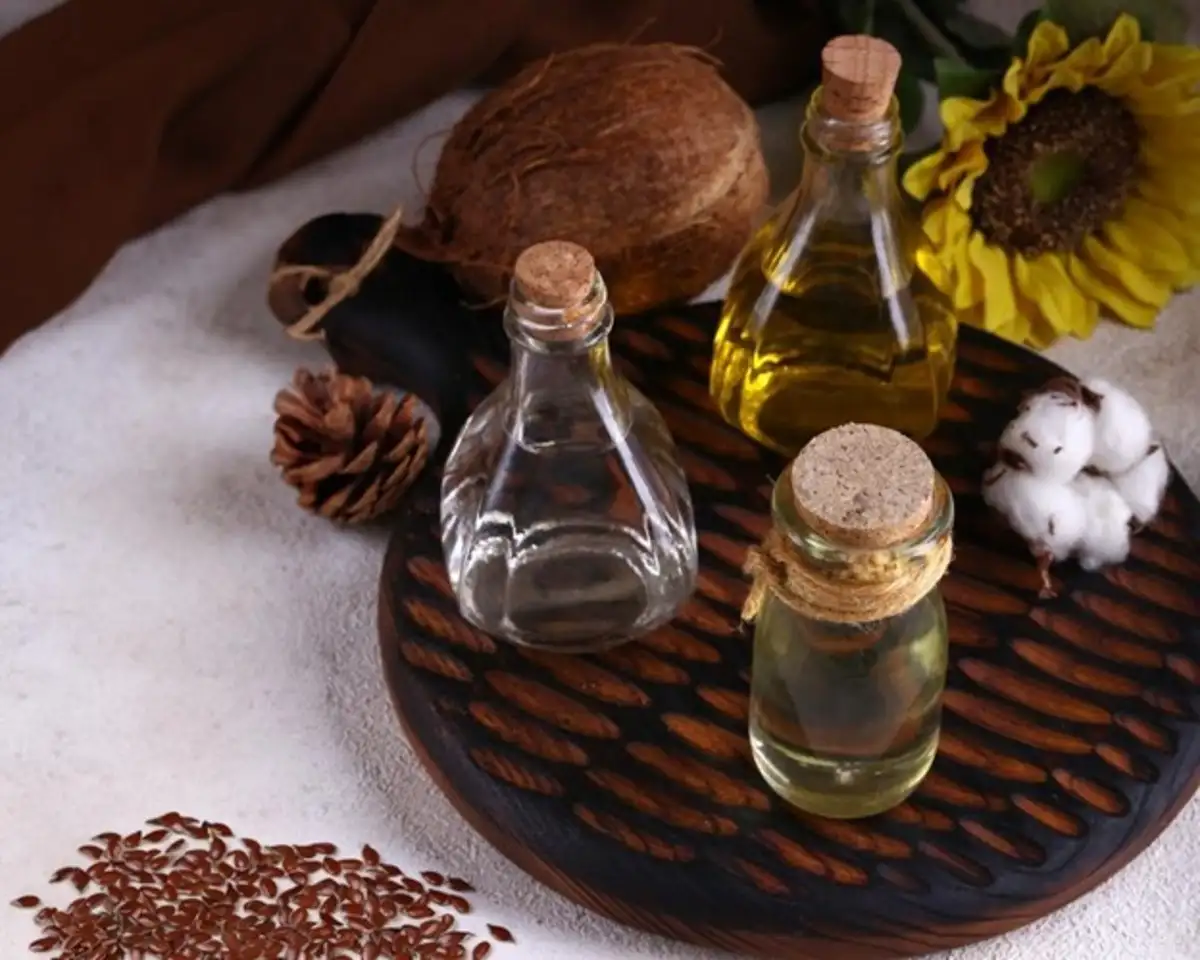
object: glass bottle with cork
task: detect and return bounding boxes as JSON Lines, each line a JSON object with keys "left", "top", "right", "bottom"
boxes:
{"left": 440, "top": 240, "right": 698, "bottom": 653}
{"left": 741, "top": 422, "right": 953, "bottom": 819}
{"left": 710, "top": 35, "right": 957, "bottom": 457}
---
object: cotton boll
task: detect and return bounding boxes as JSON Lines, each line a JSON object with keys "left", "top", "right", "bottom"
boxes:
{"left": 982, "top": 465, "right": 1087, "bottom": 561}
{"left": 998, "top": 391, "right": 1096, "bottom": 483}
{"left": 1071, "top": 473, "right": 1134, "bottom": 571}
{"left": 1082, "top": 377, "right": 1154, "bottom": 475}
{"left": 1111, "top": 445, "right": 1170, "bottom": 526}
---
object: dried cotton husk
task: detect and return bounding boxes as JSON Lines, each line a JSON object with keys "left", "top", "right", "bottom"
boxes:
{"left": 402, "top": 43, "right": 769, "bottom": 314}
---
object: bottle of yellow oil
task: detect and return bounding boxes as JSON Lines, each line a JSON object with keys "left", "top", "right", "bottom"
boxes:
{"left": 710, "top": 35, "right": 957, "bottom": 457}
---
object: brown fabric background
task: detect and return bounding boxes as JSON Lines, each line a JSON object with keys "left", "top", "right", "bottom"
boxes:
{"left": 0, "top": 0, "right": 827, "bottom": 355}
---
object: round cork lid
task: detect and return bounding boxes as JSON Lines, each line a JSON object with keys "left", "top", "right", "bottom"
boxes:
{"left": 821, "top": 35, "right": 902, "bottom": 123}
{"left": 790, "top": 423, "right": 935, "bottom": 549}
{"left": 513, "top": 241, "right": 596, "bottom": 310}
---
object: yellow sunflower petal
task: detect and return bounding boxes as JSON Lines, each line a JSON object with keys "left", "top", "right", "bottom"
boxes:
{"left": 1124, "top": 81, "right": 1200, "bottom": 115}
{"left": 903, "top": 150, "right": 949, "bottom": 201}
{"left": 1042, "top": 48, "right": 1103, "bottom": 94}
{"left": 1014, "top": 252, "right": 1098, "bottom": 340}
{"left": 939, "top": 95, "right": 992, "bottom": 130}
{"left": 1014, "top": 24, "right": 1081, "bottom": 104}
{"left": 952, "top": 176, "right": 977, "bottom": 210}
{"left": 1133, "top": 200, "right": 1200, "bottom": 270}
{"left": 1141, "top": 135, "right": 1200, "bottom": 177}
{"left": 1011, "top": 260, "right": 1059, "bottom": 348}
{"left": 923, "top": 211, "right": 985, "bottom": 312}
{"left": 941, "top": 96, "right": 1007, "bottom": 151}
{"left": 1137, "top": 116, "right": 1200, "bottom": 153}
{"left": 1005, "top": 312, "right": 1034, "bottom": 346}
{"left": 949, "top": 238, "right": 984, "bottom": 310}
{"left": 1023, "top": 297, "right": 1067, "bottom": 349}
{"left": 1088, "top": 36, "right": 1153, "bottom": 96}
{"left": 1067, "top": 252, "right": 1161, "bottom": 328}
{"left": 1083, "top": 235, "right": 1172, "bottom": 305}
{"left": 1104, "top": 197, "right": 1192, "bottom": 276}
{"left": 920, "top": 196, "right": 972, "bottom": 248}
{"left": 1001, "top": 60, "right": 1031, "bottom": 122}
{"left": 967, "top": 234, "right": 1018, "bottom": 334}
{"left": 1025, "top": 20, "right": 1072, "bottom": 69}
{"left": 1058, "top": 36, "right": 1108, "bottom": 82}
{"left": 1138, "top": 164, "right": 1200, "bottom": 215}
{"left": 937, "top": 141, "right": 988, "bottom": 194}
{"left": 1105, "top": 13, "right": 1143, "bottom": 51}
{"left": 1141, "top": 43, "right": 1200, "bottom": 90}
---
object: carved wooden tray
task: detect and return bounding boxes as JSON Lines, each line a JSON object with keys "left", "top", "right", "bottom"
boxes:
{"left": 377, "top": 305, "right": 1200, "bottom": 959}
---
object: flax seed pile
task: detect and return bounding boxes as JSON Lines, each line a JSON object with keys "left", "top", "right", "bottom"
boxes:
{"left": 11, "top": 813, "right": 514, "bottom": 959}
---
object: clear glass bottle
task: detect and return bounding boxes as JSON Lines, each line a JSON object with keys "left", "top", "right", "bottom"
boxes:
{"left": 710, "top": 35, "right": 957, "bottom": 457}
{"left": 745, "top": 423, "right": 953, "bottom": 819}
{"left": 440, "top": 240, "right": 698, "bottom": 652}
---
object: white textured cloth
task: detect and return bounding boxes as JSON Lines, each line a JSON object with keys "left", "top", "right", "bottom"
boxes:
{"left": 1, "top": 3, "right": 1198, "bottom": 958}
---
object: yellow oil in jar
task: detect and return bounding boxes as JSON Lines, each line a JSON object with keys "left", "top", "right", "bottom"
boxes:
{"left": 710, "top": 228, "right": 957, "bottom": 457}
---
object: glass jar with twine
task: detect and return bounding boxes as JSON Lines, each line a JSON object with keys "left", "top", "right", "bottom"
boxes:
{"left": 742, "top": 422, "right": 954, "bottom": 819}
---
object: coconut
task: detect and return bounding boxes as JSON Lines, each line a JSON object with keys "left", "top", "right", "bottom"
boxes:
{"left": 401, "top": 43, "right": 769, "bottom": 315}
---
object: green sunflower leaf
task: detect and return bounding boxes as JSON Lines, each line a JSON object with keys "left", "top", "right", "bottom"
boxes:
{"left": 934, "top": 58, "right": 1004, "bottom": 100}
{"left": 909, "top": 0, "right": 968, "bottom": 18}
{"left": 817, "top": 0, "right": 875, "bottom": 34}
{"left": 820, "top": 0, "right": 937, "bottom": 82}
{"left": 896, "top": 69, "right": 926, "bottom": 135}
{"left": 877, "top": 3, "right": 939, "bottom": 82}
{"left": 942, "top": 11, "right": 1013, "bottom": 52}
{"left": 1041, "top": 0, "right": 1191, "bottom": 44}
{"left": 941, "top": 11, "right": 1018, "bottom": 69}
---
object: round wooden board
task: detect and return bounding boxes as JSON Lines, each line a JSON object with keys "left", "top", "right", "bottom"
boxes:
{"left": 378, "top": 305, "right": 1200, "bottom": 959}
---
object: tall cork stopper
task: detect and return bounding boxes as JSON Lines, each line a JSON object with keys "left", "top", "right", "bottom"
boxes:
{"left": 790, "top": 423, "right": 935, "bottom": 549}
{"left": 821, "top": 35, "right": 902, "bottom": 124}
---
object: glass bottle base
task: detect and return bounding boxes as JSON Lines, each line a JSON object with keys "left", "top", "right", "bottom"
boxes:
{"left": 455, "top": 531, "right": 690, "bottom": 654}
{"left": 749, "top": 715, "right": 939, "bottom": 820}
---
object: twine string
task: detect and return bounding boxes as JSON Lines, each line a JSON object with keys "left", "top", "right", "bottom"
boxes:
{"left": 273, "top": 206, "right": 406, "bottom": 341}
{"left": 741, "top": 528, "right": 953, "bottom": 626}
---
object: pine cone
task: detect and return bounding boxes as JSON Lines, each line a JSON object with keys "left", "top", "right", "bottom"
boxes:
{"left": 271, "top": 367, "right": 430, "bottom": 524}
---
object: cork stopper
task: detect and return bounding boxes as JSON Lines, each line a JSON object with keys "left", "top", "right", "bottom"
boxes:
{"left": 513, "top": 241, "right": 596, "bottom": 309}
{"left": 821, "top": 35, "right": 902, "bottom": 123}
{"left": 790, "top": 423, "right": 935, "bottom": 549}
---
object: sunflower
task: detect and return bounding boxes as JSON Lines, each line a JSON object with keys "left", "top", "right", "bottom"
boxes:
{"left": 904, "top": 13, "right": 1200, "bottom": 348}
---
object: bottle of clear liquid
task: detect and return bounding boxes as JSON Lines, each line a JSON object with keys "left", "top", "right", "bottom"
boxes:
{"left": 440, "top": 241, "right": 698, "bottom": 652}
{"left": 710, "top": 35, "right": 957, "bottom": 457}
{"left": 744, "top": 423, "right": 953, "bottom": 819}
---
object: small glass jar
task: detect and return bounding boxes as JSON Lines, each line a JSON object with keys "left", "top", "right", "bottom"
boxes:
{"left": 745, "top": 423, "right": 953, "bottom": 819}
{"left": 440, "top": 241, "right": 698, "bottom": 652}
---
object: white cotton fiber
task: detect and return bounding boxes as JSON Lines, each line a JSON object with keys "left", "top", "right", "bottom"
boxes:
{"left": 1083, "top": 377, "right": 1154, "bottom": 475}
{"left": 983, "top": 465, "right": 1088, "bottom": 561}
{"left": 1071, "top": 473, "right": 1134, "bottom": 571}
{"left": 1111, "top": 445, "right": 1170, "bottom": 526}
{"left": 984, "top": 375, "right": 1165, "bottom": 580}
{"left": 1000, "top": 389, "right": 1096, "bottom": 483}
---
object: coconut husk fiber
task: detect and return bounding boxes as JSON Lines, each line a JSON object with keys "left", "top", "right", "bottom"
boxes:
{"left": 399, "top": 43, "right": 770, "bottom": 315}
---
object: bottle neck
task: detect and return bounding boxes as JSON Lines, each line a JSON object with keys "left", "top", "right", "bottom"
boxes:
{"left": 502, "top": 281, "right": 627, "bottom": 449}
{"left": 766, "top": 88, "right": 911, "bottom": 296}
{"left": 795, "top": 88, "right": 905, "bottom": 210}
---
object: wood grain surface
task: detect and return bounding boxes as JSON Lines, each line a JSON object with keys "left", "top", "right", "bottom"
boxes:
{"left": 377, "top": 304, "right": 1200, "bottom": 959}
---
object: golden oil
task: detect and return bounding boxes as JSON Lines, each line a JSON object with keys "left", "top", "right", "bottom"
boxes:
{"left": 710, "top": 43, "right": 957, "bottom": 457}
